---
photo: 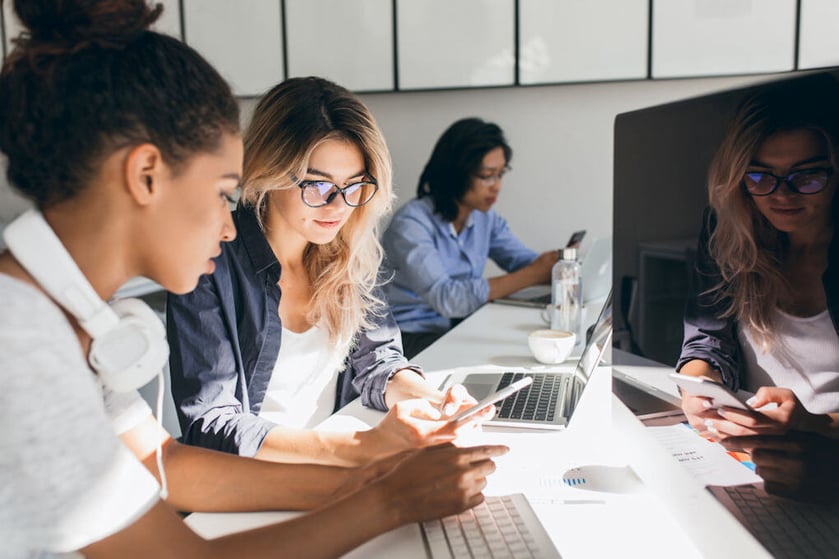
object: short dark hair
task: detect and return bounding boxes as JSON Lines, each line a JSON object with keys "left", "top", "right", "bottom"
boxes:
{"left": 0, "top": 0, "right": 240, "bottom": 208}
{"left": 417, "top": 117, "right": 512, "bottom": 222}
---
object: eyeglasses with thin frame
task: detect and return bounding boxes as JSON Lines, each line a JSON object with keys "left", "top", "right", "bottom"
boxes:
{"left": 291, "top": 174, "right": 379, "bottom": 208}
{"left": 743, "top": 168, "right": 833, "bottom": 196}
{"left": 472, "top": 165, "right": 511, "bottom": 188}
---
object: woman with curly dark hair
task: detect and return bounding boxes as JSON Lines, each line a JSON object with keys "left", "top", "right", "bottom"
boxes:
{"left": 0, "top": 2, "right": 505, "bottom": 557}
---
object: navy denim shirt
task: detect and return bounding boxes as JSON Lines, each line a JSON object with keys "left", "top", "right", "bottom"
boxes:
{"left": 677, "top": 207, "right": 839, "bottom": 390}
{"left": 167, "top": 204, "right": 419, "bottom": 456}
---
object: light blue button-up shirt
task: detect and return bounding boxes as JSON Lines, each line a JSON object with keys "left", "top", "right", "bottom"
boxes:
{"left": 382, "top": 196, "right": 538, "bottom": 334}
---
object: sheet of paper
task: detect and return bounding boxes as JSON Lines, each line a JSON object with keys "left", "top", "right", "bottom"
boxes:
{"left": 648, "top": 424, "right": 761, "bottom": 486}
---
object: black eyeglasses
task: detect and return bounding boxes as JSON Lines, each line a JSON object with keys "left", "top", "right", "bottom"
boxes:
{"left": 292, "top": 175, "right": 379, "bottom": 208}
{"left": 743, "top": 168, "right": 833, "bottom": 196}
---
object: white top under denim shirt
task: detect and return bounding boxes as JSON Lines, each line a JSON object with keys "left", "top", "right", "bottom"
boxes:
{"left": 0, "top": 275, "right": 159, "bottom": 559}
{"left": 382, "top": 196, "right": 537, "bottom": 334}
{"left": 259, "top": 324, "right": 344, "bottom": 429}
{"left": 739, "top": 308, "right": 839, "bottom": 414}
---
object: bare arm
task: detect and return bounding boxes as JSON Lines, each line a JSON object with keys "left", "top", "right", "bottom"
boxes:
{"left": 82, "top": 443, "right": 508, "bottom": 559}
{"left": 122, "top": 414, "right": 352, "bottom": 512}
{"left": 254, "top": 370, "right": 483, "bottom": 467}
{"left": 253, "top": 425, "right": 378, "bottom": 467}
{"left": 487, "top": 250, "right": 556, "bottom": 301}
{"left": 678, "top": 359, "right": 724, "bottom": 382}
{"left": 82, "top": 482, "right": 398, "bottom": 559}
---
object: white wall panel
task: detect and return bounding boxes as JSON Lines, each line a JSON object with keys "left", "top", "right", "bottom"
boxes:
{"left": 2, "top": 3, "right": 23, "bottom": 59}
{"left": 286, "top": 0, "right": 393, "bottom": 91}
{"left": 520, "top": 0, "right": 648, "bottom": 84}
{"left": 397, "top": 0, "right": 514, "bottom": 89}
{"left": 799, "top": 0, "right": 839, "bottom": 70}
{"left": 183, "top": 0, "right": 284, "bottom": 97}
{"left": 152, "top": 0, "right": 183, "bottom": 39}
{"left": 652, "top": 0, "right": 796, "bottom": 78}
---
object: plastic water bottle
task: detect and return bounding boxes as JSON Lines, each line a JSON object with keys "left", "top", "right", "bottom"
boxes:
{"left": 551, "top": 247, "right": 582, "bottom": 345}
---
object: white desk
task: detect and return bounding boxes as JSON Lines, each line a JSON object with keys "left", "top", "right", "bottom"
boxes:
{"left": 185, "top": 302, "right": 770, "bottom": 558}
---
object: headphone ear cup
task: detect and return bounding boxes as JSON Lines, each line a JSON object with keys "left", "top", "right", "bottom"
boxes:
{"left": 89, "top": 298, "right": 169, "bottom": 392}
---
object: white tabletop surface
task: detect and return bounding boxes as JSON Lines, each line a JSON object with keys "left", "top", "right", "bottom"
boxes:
{"left": 185, "top": 301, "right": 771, "bottom": 558}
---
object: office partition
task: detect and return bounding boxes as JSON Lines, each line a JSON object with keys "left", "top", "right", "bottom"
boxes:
{"left": 612, "top": 68, "right": 839, "bottom": 365}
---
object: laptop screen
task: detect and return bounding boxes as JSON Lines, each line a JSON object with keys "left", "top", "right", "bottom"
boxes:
{"left": 566, "top": 290, "right": 613, "bottom": 419}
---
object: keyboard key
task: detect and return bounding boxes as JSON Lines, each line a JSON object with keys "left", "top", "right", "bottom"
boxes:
{"left": 420, "top": 494, "right": 562, "bottom": 558}
{"left": 715, "top": 484, "right": 839, "bottom": 559}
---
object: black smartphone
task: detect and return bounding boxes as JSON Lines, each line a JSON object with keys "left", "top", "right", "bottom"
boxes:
{"left": 566, "top": 230, "right": 586, "bottom": 249}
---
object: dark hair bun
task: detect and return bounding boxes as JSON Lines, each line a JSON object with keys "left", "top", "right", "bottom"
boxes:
{"left": 14, "top": 0, "right": 161, "bottom": 47}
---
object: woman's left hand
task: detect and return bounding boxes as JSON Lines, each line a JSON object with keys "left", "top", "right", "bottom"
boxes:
{"left": 705, "top": 387, "right": 820, "bottom": 438}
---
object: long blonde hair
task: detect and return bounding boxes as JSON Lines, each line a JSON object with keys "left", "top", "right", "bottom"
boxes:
{"left": 706, "top": 75, "right": 839, "bottom": 349}
{"left": 241, "top": 77, "right": 393, "bottom": 349}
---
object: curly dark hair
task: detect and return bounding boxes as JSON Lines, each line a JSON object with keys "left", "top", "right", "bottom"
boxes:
{"left": 0, "top": 0, "right": 240, "bottom": 208}
{"left": 416, "top": 117, "right": 512, "bottom": 222}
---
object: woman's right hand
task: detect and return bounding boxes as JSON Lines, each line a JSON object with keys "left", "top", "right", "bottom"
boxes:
{"left": 677, "top": 360, "right": 728, "bottom": 436}
{"left": 680, "top": 392, "right": 723, "bottom": 434}
{"left": 366, "top": 398, "right": 458, "bottom": 456}
{"left": 372, "top": 443, "right": 509, "bottom": 525}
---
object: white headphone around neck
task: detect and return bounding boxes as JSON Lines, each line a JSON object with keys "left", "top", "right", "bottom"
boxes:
{"left": 3, "top": 209, "right": 169, "bottom": 392}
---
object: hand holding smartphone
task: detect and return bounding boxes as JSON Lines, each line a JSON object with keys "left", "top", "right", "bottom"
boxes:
{"left": 445, "top": 377, "right": 533, "bottom": 427}
{"left": 669, "top": 373, "right": 753, "bottom": 410}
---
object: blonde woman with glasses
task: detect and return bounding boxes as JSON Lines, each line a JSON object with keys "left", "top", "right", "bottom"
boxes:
{"left": 382, "top": 118, "right": 558, "bottom": 358}
{"left": 167, "top": 77, "right": 486, "bottom": 468}
{"left": 677, "top": 76, "right": 839, "bottom": 500}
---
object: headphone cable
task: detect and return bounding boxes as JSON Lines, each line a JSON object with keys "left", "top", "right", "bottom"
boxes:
{"left": 155, "top": 369, "right": 169, "bottom": 500}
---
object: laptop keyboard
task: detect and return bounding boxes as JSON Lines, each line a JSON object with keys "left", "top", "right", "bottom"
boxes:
{"left": 715, "top": 484, "right": 839, "bottom": 559}
{"left": 420, "top": 494, "right": 562, "bottom": 558}
{"left": 496, "top": 372, "right": 566, "bottom": 422}
{"left": 530, "top": 293, "right": 552, "bottom": 305}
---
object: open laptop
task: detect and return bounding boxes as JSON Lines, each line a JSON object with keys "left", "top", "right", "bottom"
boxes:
{"left": 494, "top": 237, "right": 612, "bottom": 308}
{"left": 457, "top": 290, "right": 613, "bottom": 429}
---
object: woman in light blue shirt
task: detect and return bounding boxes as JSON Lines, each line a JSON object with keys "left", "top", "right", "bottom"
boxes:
{"left": 382, "top": 118, "right": 557, "bottom": 357}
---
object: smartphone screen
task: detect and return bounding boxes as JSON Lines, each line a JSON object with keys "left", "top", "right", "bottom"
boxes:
{"left": 445, "top": 376, "right": 534, "bottom": 426}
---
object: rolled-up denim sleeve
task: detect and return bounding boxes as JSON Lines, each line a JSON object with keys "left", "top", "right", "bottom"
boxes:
{"left": 676, "top": 209, "right": 742, "bottom": 390}
{"left": 387, "top": 213, "right": 489, "bottom": 319}
{"left": 344, "top": 306, "right": 423, "bottom": 411}
{"left": 166, "top": 273, "right": 274, "bottom": 457}
{"left": 488, "top": 213, "right": 538, "bottom": 272}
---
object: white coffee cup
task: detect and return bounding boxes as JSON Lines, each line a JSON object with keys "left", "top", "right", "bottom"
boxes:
{"left": 528, "top": 329, "right": 576, "bottom": 364}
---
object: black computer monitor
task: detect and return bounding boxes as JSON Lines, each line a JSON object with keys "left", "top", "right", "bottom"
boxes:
{"left": 611, "top": 68, "right": 839, "bottom": 367}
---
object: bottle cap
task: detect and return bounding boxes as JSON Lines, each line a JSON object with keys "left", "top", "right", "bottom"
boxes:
{"left": 560, "top": 247, "right": 577, "bottom": 261}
